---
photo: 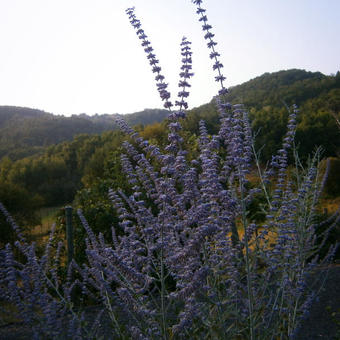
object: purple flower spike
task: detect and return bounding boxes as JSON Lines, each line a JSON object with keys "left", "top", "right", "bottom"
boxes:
{"left": 176, "top": 37, "right": 194, "bottom": 112}
{"left": 191, "top": 0, "right": 228, "bottom": 95}
{"left": 126, "top": 7, "right": 173, "bottom": 109}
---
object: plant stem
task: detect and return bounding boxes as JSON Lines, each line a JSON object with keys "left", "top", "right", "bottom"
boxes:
{"left": 239, "top": 172, "right": 255, "bottom": 340}
{"left": 160, "top": 218, "right": 168, "bottom": 339}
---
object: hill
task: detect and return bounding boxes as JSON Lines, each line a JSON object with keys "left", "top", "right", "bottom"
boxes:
{"left": 184, "top": 69, "right": 340, "bottom": 159}
{"left": 0, "top": 106, "right": 168, "bottom": 160}
{"left": 79, "top": 109, "right": 169, "bottom": 128}
{"left": 1, "top": 69, "right": 339, "bottom": 161}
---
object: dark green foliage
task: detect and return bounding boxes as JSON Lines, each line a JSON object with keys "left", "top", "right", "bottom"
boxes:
{"left": 323, "top": 158, "right": 340, "bottom": 197}
{"left": 182, "top": 102, "right": 220, "bottom": 135}
{"left": 0, "top": 131, "right": 126, "bottom": 210}
{"left": 185, "top": 69, "right": 340, "bottom": 161}
{"left": 237, "top": 70, "right": 340, "bottom": 160}
{"left": 63, "top": 151, "right": 130, "bottom": 263}
{"left": 121, "top": 108, "right": 169, "bottom": 126}
{"left": 0, "top": 181, "right": 42, "bottom": 246}
{"left": 226, "top": 69, "right": 329, "bottom": 109}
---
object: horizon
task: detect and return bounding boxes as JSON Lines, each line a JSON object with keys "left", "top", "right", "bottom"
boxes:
{"left": 0, "top": 68, "right": 337, "bottom": 117}
{"left": 1, "top": 0, "right": 340, "bottom": 117}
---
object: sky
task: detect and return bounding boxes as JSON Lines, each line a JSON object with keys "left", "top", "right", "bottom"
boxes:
{"left": 0, "top": 0, "right": 339, "bottom": 116}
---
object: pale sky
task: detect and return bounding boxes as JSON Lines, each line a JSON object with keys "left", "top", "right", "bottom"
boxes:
{"left": 1, "top": 0, "right": 339, "bottom": 116}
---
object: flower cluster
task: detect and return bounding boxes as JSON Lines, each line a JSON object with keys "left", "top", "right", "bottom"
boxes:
{"left": 0, "top": 205, "right": 90, "bottom": 338}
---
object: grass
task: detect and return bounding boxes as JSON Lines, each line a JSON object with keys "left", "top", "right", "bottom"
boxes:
{"left": 28, "top": 206, "right": 61, "bottom": 245}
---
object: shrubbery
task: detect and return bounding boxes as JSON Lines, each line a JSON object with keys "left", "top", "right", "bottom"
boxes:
{"left": 0, "top": 1, "right": 338, "bottom": 339}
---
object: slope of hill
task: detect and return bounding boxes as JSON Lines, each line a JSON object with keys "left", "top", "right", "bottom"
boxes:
{"left": 0, "top": 107, "right": 168, "bottom": 160}
{"left": 184, "top": 69, "right": 340, "bottom": 159}
{"left": 226, "top": 68, "right": 330, "bottom": 109}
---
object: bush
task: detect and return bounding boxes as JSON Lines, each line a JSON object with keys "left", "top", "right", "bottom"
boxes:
{"left": 0, "top": 1, "right": 338, "bottom": 339}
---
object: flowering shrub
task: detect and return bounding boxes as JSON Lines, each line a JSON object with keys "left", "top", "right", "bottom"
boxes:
{"left": 0, "top": 1, "right": 338, "bottom": 339}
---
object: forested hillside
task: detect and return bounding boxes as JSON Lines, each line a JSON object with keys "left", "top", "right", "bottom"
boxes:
{"left": 184, "top": 69, "right": 340, "bottom": 159}
{"left": 0, "top": 106, "right": 168, "bottom": 160}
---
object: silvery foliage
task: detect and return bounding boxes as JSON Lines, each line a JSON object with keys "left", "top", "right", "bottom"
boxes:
{"left": 0, "top": 1, "right": 338, "bottom": 339}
